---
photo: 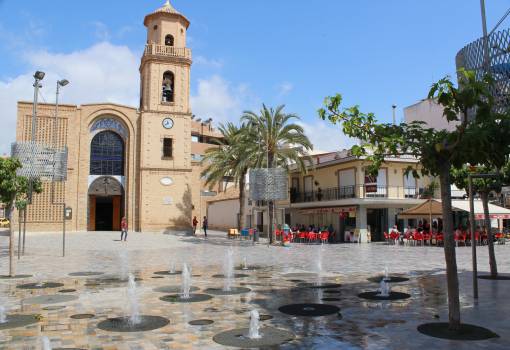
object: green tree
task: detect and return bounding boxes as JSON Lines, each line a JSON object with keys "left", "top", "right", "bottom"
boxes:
{"left": 0, "top": 158, "right": 42, "bottom": 276}
{"left": 451, "top": 162, "right": 510, "bottom": 278}
{"left": 242, "top": 105, "right": 313, "bottom": 244}
{"left": 318, "top": 70, "right": 510, "bottom": 330}
{"left": 201, "top": 123, "right": 258, "bottom": 230}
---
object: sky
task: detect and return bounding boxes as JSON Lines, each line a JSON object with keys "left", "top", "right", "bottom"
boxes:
{"left": 1, "top": 0, "right": 509, "bottom": 154}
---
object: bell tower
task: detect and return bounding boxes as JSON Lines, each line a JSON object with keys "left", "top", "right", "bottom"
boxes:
{"left": 138, "top": 0, "right": 193, "bottom": 231}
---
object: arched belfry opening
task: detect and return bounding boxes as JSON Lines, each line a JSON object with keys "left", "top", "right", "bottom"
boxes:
{"left": 165, "top": 34, "right": 174, "bottom": 46}
{"left": 162, "top": 71, "right": 174, "bottom": 103}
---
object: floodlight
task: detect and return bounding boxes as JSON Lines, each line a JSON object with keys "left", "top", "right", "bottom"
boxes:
{"left": 34, "top": 71, "right": 45, "bottom": 80}
{"left": 58, "top": 79, "right": 69, "bottom": 87}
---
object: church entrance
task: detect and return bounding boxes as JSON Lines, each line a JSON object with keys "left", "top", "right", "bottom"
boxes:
{"left": 88, "top": 177, "right": 123, "bottom": 231}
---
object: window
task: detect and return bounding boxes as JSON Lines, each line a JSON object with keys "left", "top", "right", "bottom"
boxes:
{"left": 165, "top": 34, "right": 174, "bottom": 46}
{"left": 90, "top": 131, "right": 125, "bottom": 176}
{"left": 191, "top": 154, "right": 204, "bottom": 162}
{"left": 163, "top": 138, "right": 173, "bottom": 158}
{"left": 162, "top": 71, "right": 174, "bottom": 103}
{"left": 191, "top": 135, "right": 199, "bottom": 143}
{"left": 404, "top": 172, "right": 417, "bottom": 198}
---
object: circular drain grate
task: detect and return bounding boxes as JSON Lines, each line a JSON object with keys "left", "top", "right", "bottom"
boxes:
{"left": 205, "top": 287, "right": 251, "bottom": 296}
{"left": 417, "top": 323, "right": 499, "bottom": 340}
{"left": 259, "top": 314, "right": 273, "bottom": 321}
{"left": 478, "top": 275, "right": 510, "bottom": 281}
{"left": 71, "top": 314, "right": 95, "bottom": 320}
{"left": 160, "top": 294, "right": 213, "bottom": 303}
{"left": 278, "top": 303, "right": 340, "bottom": 317}
{"left": 17, "top": 282, "right": 64, "bottom": 290}
{"left": 68, "top": 272, "right": 104, "bottom": 277}
{"left": 151, "top": 276, "right": 164, "bottom": 279}
{"left": 213, "top": 327, "right": 294, "bottom": 348}
{"left": 97, "top": 315, "right": 170, "bottom": 332}
{"left": 323, "top": 290, "right": 341, "bottom": 294}
{"left": 153, "top": 286, "right": 200, "bottom": 293}
{"left": 298, "top": 282, "right": 342, "bottom": 289}
{"left": 153, "top": 271, "right": 182, "bottom": 276}
{"left": 321, "top": 297, "right": 341, "bottom": 302}
{"left": 0, "top": 314, "right": 39, "bottom": 330}
{"left": 358, "top": 291, "right": 411, "bottom": 301}
{"left": 43, "top": 306, "right": 66, "bottom": 311}
{"left": 0, "top": 274, "right": 33, "bottom": 279}
{"left": 367, "top": 276, "right": 410, "bottom": 283}
{"left": 212, "top": 273, "right": 249, "bottom": 279}
{"left": 59, "top": 289, "right": 77, "bottom": 293}
{"left": 189, "top": 319, "right": 214, "bottom": 326}
{"left": 23, "top": 294, "right": 79, "bottom": 305}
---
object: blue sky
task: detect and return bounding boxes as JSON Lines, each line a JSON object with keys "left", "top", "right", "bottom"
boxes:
{"left": 1, "top": 0, "right": 509, "bottom": 154}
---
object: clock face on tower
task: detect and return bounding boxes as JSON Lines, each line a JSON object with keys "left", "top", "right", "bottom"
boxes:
{"left": 162, "top": 118, "right": 174, "bottom": 129}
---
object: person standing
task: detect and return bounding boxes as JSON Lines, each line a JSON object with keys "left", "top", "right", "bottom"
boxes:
{"left": 202, "top": 216, "right": 208, "bottom": 238}
{"left": 120, "top": 217, "right": 128, "bottom": 242}
{"left": 192, "top": 216, "right": 198, "bottom": 235}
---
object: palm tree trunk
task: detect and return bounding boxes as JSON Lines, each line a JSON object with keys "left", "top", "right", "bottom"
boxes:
{"left": 439, "top": 161, "right": 461, "bottom": 330}
{"left": 238, "top": 169, "right": 247, "bottom": 230}
{"left": 268, "top": 153, "right": 275, "bottom": 244}
{"left": 480, "top": 191, "right": 498, "bottom": 277}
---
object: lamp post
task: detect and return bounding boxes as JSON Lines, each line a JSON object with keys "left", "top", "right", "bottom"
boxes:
{"left": 55, "top": 79, "right": 69, "bottom": 257}
{"left": 480, "top": 0, "right": 491, "bottom": 75}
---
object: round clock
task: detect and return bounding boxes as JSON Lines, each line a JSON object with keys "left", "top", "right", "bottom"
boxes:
{"left": 162, "top": 118, "right": 174, "bottom": 129}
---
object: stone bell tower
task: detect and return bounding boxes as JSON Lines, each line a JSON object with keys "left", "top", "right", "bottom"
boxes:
{"left": 138, "top": 0, "right": 193, "bottom": 231}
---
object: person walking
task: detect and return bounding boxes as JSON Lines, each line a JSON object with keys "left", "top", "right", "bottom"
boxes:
{"left": 192, "top": 216, "right": 198, "bottom": 235}
{"left": 202, "top": 216, "right": 208, "bottom": 238}
{"left": 120, "top": 217, "right": 128, "bottom": 242}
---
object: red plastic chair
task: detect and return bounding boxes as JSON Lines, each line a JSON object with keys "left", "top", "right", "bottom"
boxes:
{"left": 320, "top": 231, "right": 329, "bottom": 244}
{"left": 384, "top": 232, "right": 390, "bottom": 244}
{"left": 413, "top": 232, "right": 424, "bottom": 246}
{"left": 436, "top": 233, "right": 444, "bottom": 246}
{"left": 298, "top": 231, "right": 306, "bottom": 243}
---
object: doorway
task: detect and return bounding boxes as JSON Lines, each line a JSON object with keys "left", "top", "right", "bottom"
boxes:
{"left": 367, "top": 208, "right": 388, "bottom": 242}
{"left": 88, "top": 176, "right": 124, "bottom": 231}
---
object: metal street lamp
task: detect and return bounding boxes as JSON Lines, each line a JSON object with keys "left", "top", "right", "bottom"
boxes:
{"left": 54, "top": 79, "right": 70, "bottom": 257}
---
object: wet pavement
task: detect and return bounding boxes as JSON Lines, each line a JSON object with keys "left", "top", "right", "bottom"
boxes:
{"left": 0, "top": 229, "right": 509, "bottom": 349}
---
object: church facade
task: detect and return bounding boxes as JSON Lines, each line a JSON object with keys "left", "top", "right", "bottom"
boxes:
{"left": 15, "top": 1, "right": 225, "bottom": 232}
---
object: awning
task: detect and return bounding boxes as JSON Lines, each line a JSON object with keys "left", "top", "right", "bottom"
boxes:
{"left": 398, "top": 199, "right": 510, "bottom": 220}
{"left": 451, "top": 200, "right": 510, "bottom": 220}
{"left": 398, "top": 199, "right": 446, "bottom": 219}
{"left": 299, "top": 206, "right": 356, "bottom": 215}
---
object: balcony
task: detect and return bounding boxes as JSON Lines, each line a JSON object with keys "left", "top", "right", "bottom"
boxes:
{"left": 143, "top": 44, "right": 192, "bottom": 60}
{"left": 290, "top": 185, "right": 421, "bottom": 203}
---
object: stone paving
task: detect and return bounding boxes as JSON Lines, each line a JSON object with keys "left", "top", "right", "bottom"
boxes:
{"left": 0, "top": 229, "right": 509, "bottom": 349}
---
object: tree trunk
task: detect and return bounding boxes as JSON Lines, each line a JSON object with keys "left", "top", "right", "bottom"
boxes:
{"left": 238, "top": 169, "right": 247, "bottom": 230}
{"left": 438, "top": 161, "right": 461, "bottom": 330}
{"left": 8, "top": 203, "right": 15, "bottom": 277}
{"left": 268, "top": 200, "right": 275, "bottom": 244}
{"left": 481, "top": 191, "right": 498, "bottom": 277}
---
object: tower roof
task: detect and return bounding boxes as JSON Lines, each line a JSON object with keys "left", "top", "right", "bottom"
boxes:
{"left": 144, "top": 0, "right": 190, "bottom": 28}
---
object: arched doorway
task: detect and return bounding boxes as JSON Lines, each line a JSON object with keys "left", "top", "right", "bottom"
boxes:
{"left": 88, "top": 129, "right": 126, "bottom": 231}
{"left": 88, "top": 177, "right": 124, "bottom": 231}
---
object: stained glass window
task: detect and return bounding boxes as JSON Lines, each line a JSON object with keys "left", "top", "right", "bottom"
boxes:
{"left": 90, "top": 131, "right": 125, "bottom": 175}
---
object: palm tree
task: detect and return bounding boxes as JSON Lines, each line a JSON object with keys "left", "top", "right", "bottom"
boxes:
{"left": 201, "top": 123, "right": 257, "bottom": 230}
{"left": 242, "top": 105, "right": 313, "bottom": 244}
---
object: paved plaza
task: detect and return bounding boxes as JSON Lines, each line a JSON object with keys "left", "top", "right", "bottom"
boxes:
{"left": 0, "top": 229, "right": 509, "bottom": 349}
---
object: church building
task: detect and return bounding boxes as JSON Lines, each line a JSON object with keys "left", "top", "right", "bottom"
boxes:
{"left": 15, "top": 1, "right": 224, "bottom": 232}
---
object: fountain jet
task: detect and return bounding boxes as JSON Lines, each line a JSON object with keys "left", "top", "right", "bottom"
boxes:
{"left": 248, "top": 310, "right": 262, "bottom": 339}
{"left": 127, "top": 274, "right": 141, "bottom": 326}
{"left": 181, "top": 263, "right": 192, "bottom": 299}
{"left": 223, "top": 247, "right": 234, "bottom": 292}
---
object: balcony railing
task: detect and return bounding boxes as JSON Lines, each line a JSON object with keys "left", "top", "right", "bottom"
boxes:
{"left": 290, "top": 185, "right": 421, "bottom": 203}
{"left": 143, "top": 44, "right": 192, "bottom": 60}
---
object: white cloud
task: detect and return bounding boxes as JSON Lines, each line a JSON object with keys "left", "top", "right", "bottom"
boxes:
{"left": 190, "top": 75, "right": 259, "bottom": 125}
{"left": 277, "top": 82, "right": 294, "bottom": 97}
{"left": 0, "top": 41, "right": 140, "bottom": 154}
{"left": 298, "top": 120, "right": 357, "bottom": 153}
{"left": 194, "top": 56, "right": 223, "bottom": 69}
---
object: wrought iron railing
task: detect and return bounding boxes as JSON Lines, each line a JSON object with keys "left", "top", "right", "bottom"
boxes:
{"left": 290, "top": 186, "right": 421, "bottom": 203}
